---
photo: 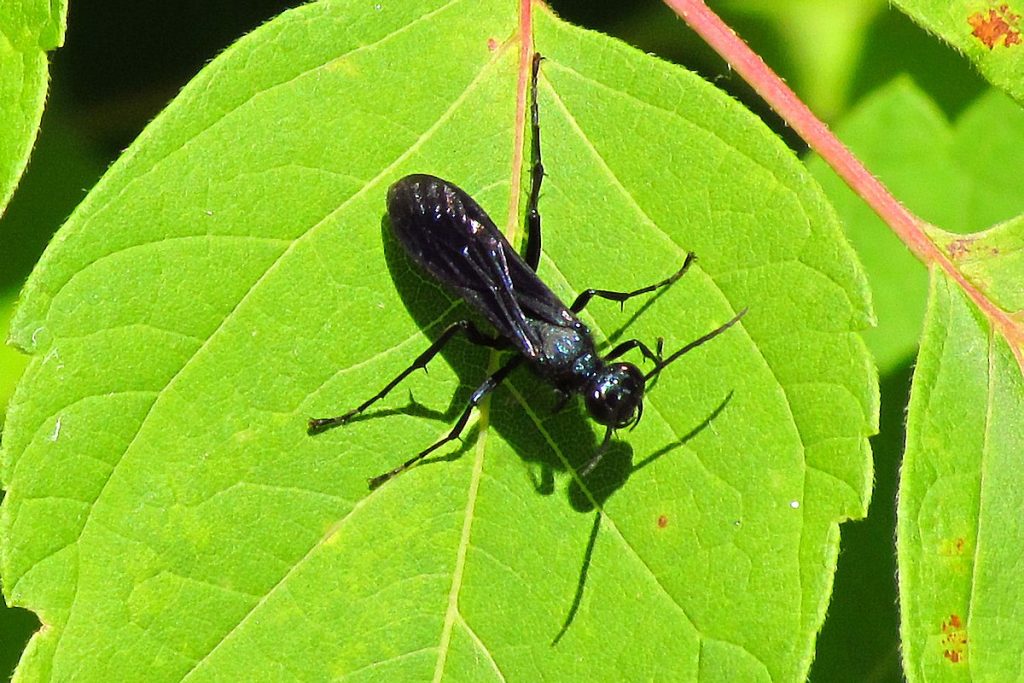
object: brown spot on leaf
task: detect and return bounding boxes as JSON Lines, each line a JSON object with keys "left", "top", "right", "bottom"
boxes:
{"left": 968, "top": 5, "right": 1022, "bottom": 49}
{"left": 946, "top": 537, "right": 966, "bottom": 554}
{"left": 941, "top": 614, "right": 968, "bottom": 663}
{"left": 657, "top": 514, "right": 669, "bottom": 528}
{"left": 487, "top": 37, "right": 499, "bottom": 51}
{"left": 948, "top": 238, "right": 975, "bottom": 260}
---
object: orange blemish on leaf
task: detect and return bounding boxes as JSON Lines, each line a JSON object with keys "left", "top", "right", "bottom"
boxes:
{"left": 968, "top": 4, "right": 1022, "bottom": 49}
{"left": 939, "top": 536, "right": 968, "bottom": 556}
{"left": 937, "top": 536, "right": 966, "bottom": 557}
{"left": 657, "top": 514, "right": 669, "bottom": 528}
{"left": 941, "top": 614, "right": 968, "bottom": 664}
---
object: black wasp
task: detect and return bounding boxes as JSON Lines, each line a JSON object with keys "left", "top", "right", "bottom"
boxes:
{"left": 310, "top": 54, "right": 746, "bottom": 489}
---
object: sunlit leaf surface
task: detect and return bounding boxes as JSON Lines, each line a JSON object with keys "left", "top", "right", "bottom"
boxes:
{"left": 1, "top": 1, "right": 876, "bottom": 679}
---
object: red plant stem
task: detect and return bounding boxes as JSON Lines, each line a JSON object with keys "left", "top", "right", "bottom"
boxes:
{"left": 505, "top": 0, "right": 535, "bottom": 244}
{"left": 662, "top": 0, "right": 1024, "bottom": 363}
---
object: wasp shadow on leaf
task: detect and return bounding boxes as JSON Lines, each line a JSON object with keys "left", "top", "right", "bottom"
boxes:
{"left": 378, "top": 211, "right": 741, "bottom": 643}
{"left": 562, "top": 391, "right": 732, "bottom": 512}
{"left": 549, "top": 391, "right": 734, "bottom": 640}
{"left": 630, "top": 390, "right": 735, "bottom": 475}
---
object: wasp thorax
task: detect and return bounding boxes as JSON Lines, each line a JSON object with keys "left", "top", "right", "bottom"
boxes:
{"left": 584, "top": 363, "right": 646, "bottom": 428}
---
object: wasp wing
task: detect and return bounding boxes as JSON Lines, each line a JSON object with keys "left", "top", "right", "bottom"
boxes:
{"left": 387, "top": 174, "right": 578, "bottom": 358}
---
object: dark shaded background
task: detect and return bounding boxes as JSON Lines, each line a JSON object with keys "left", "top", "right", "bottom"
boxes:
{"left": 0, "top": 1, "right": 987, "bottom": 680}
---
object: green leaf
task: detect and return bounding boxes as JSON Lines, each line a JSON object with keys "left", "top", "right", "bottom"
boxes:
{"left": 806, "top": 81, "right": 1024, "bottom": 373}
{"left": 0, "top": 1, "right": 876, "bottom": 679}
{"left": 0, "top": 0, "right": 66, "bottom": 217}
{"left": 926, "top": 217, "right": 1024, "bottom": 315}
{"left": 892, "top": 0, "right": 1024, "bottom": 104}
{"left": 0, "top": 290, "right": 28, "bottom": 426}
{"left": 898, "top": 271, "right": 1024, "bottom": 680}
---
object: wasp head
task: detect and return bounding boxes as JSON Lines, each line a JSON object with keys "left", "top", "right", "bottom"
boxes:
{"left": 584, "top": 362, "right": 646, "bottom": 429}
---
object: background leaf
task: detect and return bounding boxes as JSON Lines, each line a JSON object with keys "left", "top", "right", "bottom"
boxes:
{"left": 898, "top": 271, "right": 1024, "bottom": 680}
{"left": 0, "top": 0, "right": 65, "bottom": 217}
{"left": 1, "top": 1, "right": 875, "bottom": 679}
{"left": 806, "top": 81, "right": 1024, "bottom": 374}
{"left": 892, "top": 0, "right": 1024, "bottom": 104}
{"left": 717, "top": 0, "right": 887, "bottom": 119}
{"left": 805, "top": 74, "right": 1024, "bottom": 682}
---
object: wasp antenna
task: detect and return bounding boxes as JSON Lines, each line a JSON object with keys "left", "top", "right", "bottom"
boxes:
{"left": 644, "top": 308, "right": 748, "bottom": 382}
